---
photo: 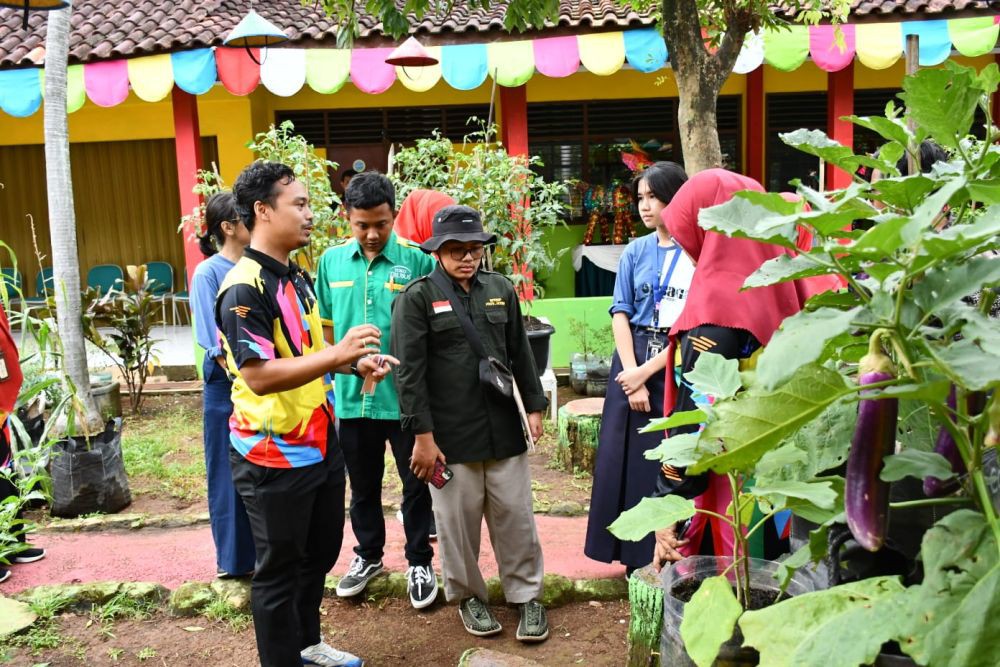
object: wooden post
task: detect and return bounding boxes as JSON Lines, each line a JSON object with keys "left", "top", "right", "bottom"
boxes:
{"left": 745, "top": 67, "right": 764, "bottom": 184}
{"left": 905, "top": 35, "right": 920, "bottom": 176}
{"left": 172, "top": 87, "right": 204, "bottom": 291}
{"left": 826, "top": 65, "right": 855, "bottom": 190}
{"left": 627, "top": 566, "right": 664, "bottom": 667}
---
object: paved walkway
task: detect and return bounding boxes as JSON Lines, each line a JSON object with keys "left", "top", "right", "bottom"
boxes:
{"left": 1, "top": 515, "right": 624, "bottom": 594}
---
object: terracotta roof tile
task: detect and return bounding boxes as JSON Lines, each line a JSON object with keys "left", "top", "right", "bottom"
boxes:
{"left": 0, "top": 0, "right": 997, "bottom": 68}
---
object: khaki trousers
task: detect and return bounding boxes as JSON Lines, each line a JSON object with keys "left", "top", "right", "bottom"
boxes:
{"left": 429, "top": 452, "right": 544, "bottom": 604}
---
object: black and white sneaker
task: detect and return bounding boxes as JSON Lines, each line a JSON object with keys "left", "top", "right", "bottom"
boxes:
{"left": 406, "top": 565, "right": 438, "bottom": 609}
{"left": 335, "top": 556, "right": 383, "bottom": 597}
{"left": 11, "top": 547, "right": 45, "bottom": 564}
{"left": 0, "top": 567, "right": 10, "bottom": 584}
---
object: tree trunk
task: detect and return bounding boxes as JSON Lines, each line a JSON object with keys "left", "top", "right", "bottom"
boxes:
{"left": 44, "top": 3, "right": 103, "bottom": 434}
{"left": 662, "top": 0, "right": 748, "bottom": 175}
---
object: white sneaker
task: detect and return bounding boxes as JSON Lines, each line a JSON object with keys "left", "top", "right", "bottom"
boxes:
{"left": 300, "top": 640, "right": 364, "bottom": 667}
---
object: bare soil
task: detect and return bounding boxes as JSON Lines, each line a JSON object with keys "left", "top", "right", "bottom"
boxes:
{"left": 7, "top": 598, "right": 629, "bottom": 666}
{"left": 30, "top": 389, "right": 595, "bottom": 525}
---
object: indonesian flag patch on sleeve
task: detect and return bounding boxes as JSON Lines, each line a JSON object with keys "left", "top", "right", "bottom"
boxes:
{"left": 432, "top": 300, "right": 453, "bottom": 314}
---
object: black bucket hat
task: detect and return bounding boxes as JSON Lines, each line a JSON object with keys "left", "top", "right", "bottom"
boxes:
{"left": 419, "top": 205, "right": 497, "bottom": 253}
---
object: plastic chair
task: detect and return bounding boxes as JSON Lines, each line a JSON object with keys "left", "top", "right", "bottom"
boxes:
{"left": 0, "top": 267, "right": 23, "bottom": 310}
{"left": 171, "top": 272, "right": 190, "bottom": 326}
{"left": 146, "top": 261, "right": 175, "bottom": 325}
{"left": 22, "top": 267, "right": 54, "bottom": 313}
{"left": 86, "top": 264, "right": 124, "bottom": 296}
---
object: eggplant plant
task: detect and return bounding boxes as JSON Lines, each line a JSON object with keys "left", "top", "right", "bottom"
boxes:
{"left": 611, "top": 61, "right": 1000, "bottom": 667}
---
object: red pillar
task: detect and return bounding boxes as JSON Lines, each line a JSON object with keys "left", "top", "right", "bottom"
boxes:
{"left": 499, "top": 84, "right": 529, "bottom": 156}
{"left": 826, "top": 65, "right": 855, "bottom": 190}
{"left": 745, "top": 67, "right": 764, "bottom": 184}
{"left": 498, "top": 84, "right": 532, "bottom": 298}
{"left": 172, "top": 87, "right": 204, "bottom": 290}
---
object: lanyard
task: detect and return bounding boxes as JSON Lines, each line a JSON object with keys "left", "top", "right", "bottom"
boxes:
{"left": 653, "top": 243, "right": 682, "bottom": 308}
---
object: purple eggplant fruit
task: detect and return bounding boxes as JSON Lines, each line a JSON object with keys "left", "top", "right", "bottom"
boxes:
{"left": 923, "top": 386, "right": 965, "bottom": 497}
{"left": 846, "top": 333, "right": 898, "bottom": 552}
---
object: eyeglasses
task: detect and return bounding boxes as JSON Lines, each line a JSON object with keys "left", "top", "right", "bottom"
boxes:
{"left": 446, "top": 245, "right": 485, "bottom": 261}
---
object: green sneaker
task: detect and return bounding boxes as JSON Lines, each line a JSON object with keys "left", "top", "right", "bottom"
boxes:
{"left": 516, "top": 600, "right": 549, "bottom": 643}
{"left": 458, "top": 596, "right": 502, "bottom": 637}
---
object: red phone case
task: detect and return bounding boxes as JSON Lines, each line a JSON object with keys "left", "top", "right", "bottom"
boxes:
{"left": 429, "top": 460, "right": 453, "bottom": 489}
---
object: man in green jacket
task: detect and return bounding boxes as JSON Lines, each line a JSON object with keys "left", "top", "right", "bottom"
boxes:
{"left": 315, "top": 172, "right": 437, "bottom": 609}
{"left": 390, "top": 205, "right": 550, "bottom": 642}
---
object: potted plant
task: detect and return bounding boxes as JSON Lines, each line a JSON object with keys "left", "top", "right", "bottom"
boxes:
{"left": 391, "top": 122, "right": 569, "bottom": 372}
{"left": 567, "top": 315, "right": 614, "bottom": 396}
{"left": 612, "top": 61, "right": 1000, "bottom": 667}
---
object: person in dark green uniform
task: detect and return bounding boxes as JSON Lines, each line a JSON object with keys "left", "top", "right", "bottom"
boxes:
{"left": 315, "top": 172, "right": 438, "bottom": 610}
{"left": 390, "top": 205, "right": 550, "bottom": 642}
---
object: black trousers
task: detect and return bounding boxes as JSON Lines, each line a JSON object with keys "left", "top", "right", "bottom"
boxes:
{"left": 0, "top": 426, "right": 25, "bottom": 545}
{"left": 230, "top": 437, "right": 346, "bottom": 667}
{"left": 338, "top": 418, "right": 432, "bottom": 567}
{"left": 656, "top": 325, "right": 760, "bottom": 500}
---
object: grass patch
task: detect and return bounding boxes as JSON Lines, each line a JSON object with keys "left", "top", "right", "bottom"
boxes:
{"left": 88, "top": 592, "right": 157, "bottom": 638}
{"left": 121, "top": 400, "right": 205, "bottom": 502}
{"left": 202, "top": 598, "right": 253, "bottom": 632}
{"left": 7, "top": 591, "right": 75, "bottom": 656}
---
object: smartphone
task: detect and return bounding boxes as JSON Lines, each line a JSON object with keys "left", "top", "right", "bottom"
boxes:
{"left": 429, "top": 460, "right": 453, "bottom": 489}
{"left": 676, "top": 518, "right": 693, "bottom": 540}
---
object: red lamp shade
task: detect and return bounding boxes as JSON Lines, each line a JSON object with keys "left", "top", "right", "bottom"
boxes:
{"left": 385, "top": 37, "right": 438, "bottom": 67}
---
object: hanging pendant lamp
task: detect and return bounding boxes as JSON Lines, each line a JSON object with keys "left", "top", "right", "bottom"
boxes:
{"left": 0, "top": 0, "right": 69, "bottom": 31}
{"left": 223, "top": 6, "right": 289, "bottom": 65}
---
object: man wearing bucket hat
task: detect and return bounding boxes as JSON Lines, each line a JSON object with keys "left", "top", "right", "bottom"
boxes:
{"left": 390, "top": 205, "right": 550, "bottom": 642}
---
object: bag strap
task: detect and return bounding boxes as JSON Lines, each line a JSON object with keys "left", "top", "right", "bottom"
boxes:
{"left": 428, "top": 269, "right": 489, "bottom": 361}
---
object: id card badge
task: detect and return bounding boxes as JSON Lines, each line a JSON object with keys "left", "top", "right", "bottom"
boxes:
{"left": 645, "top": 334, "right": 664, "bottom": 362}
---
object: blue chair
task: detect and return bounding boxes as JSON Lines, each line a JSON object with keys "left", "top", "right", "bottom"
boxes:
{"left": 1, "top": 267, "right": 23, "bottom": 310}
{"left": 171, "top": 272, "right": 190, "bottom": 326}
{"left": 22, "top": 267, "right": 54, "bottom": 313}
{"left": 86, "top": 264, "right": 124, "bottom": 296}
{"left": 146, "top": 261, "right": 175, "bottom": 325}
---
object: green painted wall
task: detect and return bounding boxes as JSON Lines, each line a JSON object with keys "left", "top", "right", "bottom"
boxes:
{"left": 537, "top": 224, "right": 587, "bottom": 299}
{"left": 530, "top": 296, "right": 613, "bottom": 369}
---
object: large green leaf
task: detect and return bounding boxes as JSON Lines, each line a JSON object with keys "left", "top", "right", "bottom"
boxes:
{"left": 869, "top": 175, "right": 937, "bottom": 211}
{"left": 930, "top": 333, "right": 1000, "bottom": 391}
{"left": 607, "top": 495, "right": 696, "bottom": 542}
{"left": 896, "top": 400, "right": 938, "bottom": 452}
{"left": 845, "top": 114, "right": 912, "bottom": 149}
{"left": 920, "top": 207, "right": 1000, "bottom": 259}
{"left": 643, "top": 433, "right": 700, "bottom": 468}
{"left": 684, "top": 352, "right": 741, "bottom": 400}
{"left": 680, "top": 576, "right": 743, "bottom": 667}
{"left": 743, "top": 254, "right": 840, "bottom": 290}
{"left": 698, "top": 196, "right": 800, "bottom": 250}
{"left": 750, "top": 480, "right": 837, "bottom": 511}
{"left": 779, "top": 129, "right": 888, "bottom": 175}
{"left": 690, "top": 364, "right": 851, "bottom": 475}
{"left": 850, "top": 215, "right": 911, "bottom": 257}
{"left": 641, "top": 409, "right": 707, "bottom": 434}
{"left": 895, "top": 510, "right": 1000, "bottom": 667}
{"left": 755, "top": 307, "right": 861, "bottom": 390}
{"left": 738, "top": 577, "right": 907, "bottom": 667}
{"left": 880, "top": 449, "right": 956, "bottom": 483}
{"left": 899, "top": 65, "right": 981, "bottom": 149}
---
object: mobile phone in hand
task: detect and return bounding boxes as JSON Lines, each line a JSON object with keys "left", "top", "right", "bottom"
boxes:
{"left": 429, "top": 460, "right": 453, "bottom": 489}
{"left": 676, "top": 518, "right": 693, "bottom": 540}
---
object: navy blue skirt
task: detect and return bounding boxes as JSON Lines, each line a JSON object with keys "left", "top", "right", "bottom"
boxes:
{"left": 584, "top": 329, "right": 666, "bottom": 569}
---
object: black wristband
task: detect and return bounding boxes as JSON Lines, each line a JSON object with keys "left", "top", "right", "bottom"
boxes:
{"left": 349, "top": 360, "right": 363, "bottom": 378}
